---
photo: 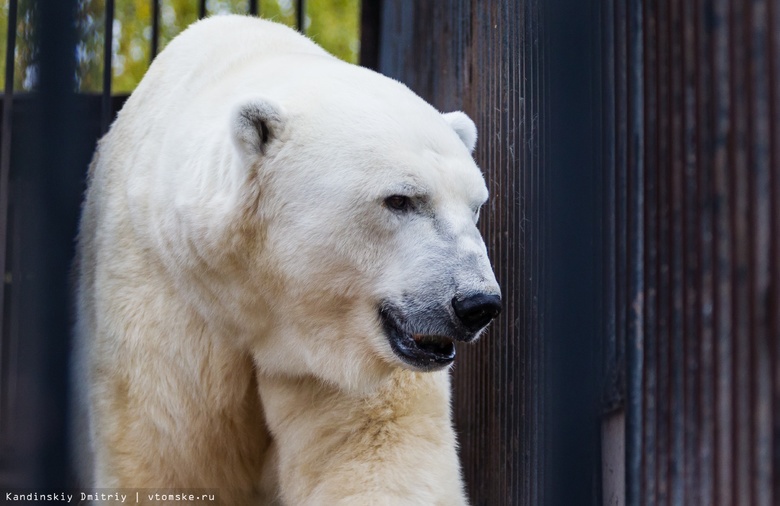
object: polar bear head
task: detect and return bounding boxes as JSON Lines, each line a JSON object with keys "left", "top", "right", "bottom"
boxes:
{"left": 197, "top": 61, "right": 501, "bottom": 392}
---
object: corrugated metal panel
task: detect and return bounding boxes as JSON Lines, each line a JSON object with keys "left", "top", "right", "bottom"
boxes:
{"left": 377, "top": 1, "right": 604, "bottom": 504}
{"left": 377, "top": 1, "right": 546, "bottom": 504}
{"left": 605, "top": 0, "right": 780, "bottom": 504}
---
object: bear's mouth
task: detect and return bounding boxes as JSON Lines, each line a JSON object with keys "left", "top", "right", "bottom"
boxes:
{"left": 379, "top": 307, "right": 456, "bottom": 371}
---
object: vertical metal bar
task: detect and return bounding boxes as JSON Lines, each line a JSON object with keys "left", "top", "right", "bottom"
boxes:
{"left": 199, "top": 0, "right": 207, "bottom": 19}
{"left": 545, "top": 0, "right": 602, "bottom": 502}
{"left": 746, "top": 1, "right": 773, "bottom": 504}
{"left": 768, "top": 0, "right": 780, "bottom": 502}
{"left": 535, "top": 0, "right": 547, "bottom": 494}
{"left": 0, "top": 1, "right": 18, "bottom": 337}
{"left": 151, "top": 0, "right": 160, "bottom": 61}
{"left": 610, "top": 0, "right": 632, "bottom": 497}
{"left": 248, "top": 0, "right": 258, "bottom": 16}
{"left": 681, "top": 0, "right": 703, "bottom": 502}
{"left": 656, "top": 0, "right": 672, "bottom": 502}
{"left": 359, "top": 0, "right": 382, "bottom": 70}
{"left": 668, "top": 0, "right": 686, "bottom": 501}
{"left": 641, "top": 0, "right": 660, "bottom": 503}
{"left": 727, "top": 0, "right": 753, "bottom": 502}
{"left": 530, "top": 0, "right": 545, "bottom": 498}
{"left": 22, "top": 0, "right": 80, "bottom": 485}
{"left": 101, "top": 0, "right": 114, "bottom": 134}
{"left": 601, "top": 0, "right": 619, "bottom": 409}
{"left": 0, "top": 0, "right": 18, "bottom": 438}
{"left": 296, "top": 0, "right": 305, "bottom": 33}
{"left": 600, "top": 0, "right": 625, "bottom": 502}
{"left": 710, "top": 1, "right": 733, "bottom": 503}
{"left": 626, "top": 0, "right": 645, "bottom": 504}
{"left": 693, "top": 0, "right": 717, "bottom": 501}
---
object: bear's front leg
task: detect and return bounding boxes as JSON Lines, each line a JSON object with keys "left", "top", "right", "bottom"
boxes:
{"left": 256, "top": 368, "right": 469, "bottom": 506}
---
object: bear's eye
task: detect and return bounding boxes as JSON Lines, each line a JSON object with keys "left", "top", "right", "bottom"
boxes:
{"left": 385, "top": 195, "right": 412, "bottom": 212}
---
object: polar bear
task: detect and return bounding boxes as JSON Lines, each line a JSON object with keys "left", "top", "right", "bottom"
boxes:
{"left": 72, "top": 15, "right": 501, "bottom": 506}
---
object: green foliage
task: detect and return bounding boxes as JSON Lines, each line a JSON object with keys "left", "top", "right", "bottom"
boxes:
{"left": 0, "top": 0, "right": 39, "bottom": 91}
{"left": 0, "top": 0, "right": 361, "bottom": 93}
{"left": 306, "top": 0, "right": 360, "bottom": 65}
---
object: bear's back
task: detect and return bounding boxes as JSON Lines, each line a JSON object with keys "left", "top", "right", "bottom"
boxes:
{"left": 105, "top": 15, "right": 331, "bottom": 163}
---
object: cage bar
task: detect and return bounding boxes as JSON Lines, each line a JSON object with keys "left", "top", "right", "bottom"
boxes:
{"left": 0, "top": 0, "right": 18, "bottom": 442}
{"left": 296, "top": 0, "right": 304, "bottom": 33}
{"left": 151, "top": 0, "right": 160, "bottom": 60}
{"left": 101, "top": 0, "right": 114, "bottom": 134}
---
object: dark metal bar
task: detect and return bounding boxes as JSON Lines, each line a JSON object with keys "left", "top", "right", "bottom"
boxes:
{"left": 248, "top": 0, "right": 258, "bottom": 16}
{"left": 199, "top": 0, "right": 207, "bottom": 19}
{"left": 693, "top": 1, "right": 716, "bottom": 503}
{"left": 0, "top": 0, "right": 18, "bottom": 439}
{"left": 727, "top": 0, "right": 753, "bottom": 502}
{"left": 695, "top": 0, "right": 718, "bottom": 498}
{"left": 656, "top": 0, "right": 672, "bottom": 500}
{"left": 681, "top": 1, "right": 703, "bottom": 503}
{"left": 17, "top": 0, "right": 81, "bottom": 486}
{"left": 641, "top": 0, "right": 659, "bottom": 503}
{"left": 744, "top": 3, "right": 775, "bottom": 504}
{"left": 359, "top": 0, "right": 382, "bottom": 70}
{"left": 151, "top": 0, "right": 160, "bottom": 61}
{"left": 625, "top": 0, "right": 644, "bottom": 503}
{"left": 545, "top": 0, "right": 603, "bottom": 502}
{"left": 529, "top": 0, "right": 544, "bottom": 497}
{"left": 711, "top": 0, "right": 734, "bottom": 501}
{"left": 296, "top": 0, "right": 305, "bottom": 33}
{"left": 101, "top": 0, "right": 115, "bottom": 134}
{"left": 769, "top": 0, "right": 780, "bottom": 502}
{"left": 613, "top": 0, "right": 628, "bottom": 419}
{"left": 600, "top": 0, "right": 619, "bottom": 411}
{"left": 669, "top": 0, "right": 687, "bottom": 500}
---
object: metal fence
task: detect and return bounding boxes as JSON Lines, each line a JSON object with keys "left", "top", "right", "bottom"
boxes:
{"left": 0, "top": 0, "right": 307, "bottom": 488}
{"left": 376, "top": 0, "right": 779, "bottom": 505}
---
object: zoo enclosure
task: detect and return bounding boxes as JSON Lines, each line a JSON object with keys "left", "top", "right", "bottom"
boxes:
{"left": 0, "top": 1, "right": 778, "bottom": 506}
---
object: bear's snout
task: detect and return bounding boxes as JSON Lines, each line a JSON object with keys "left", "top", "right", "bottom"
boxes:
{"left": 379, "top": 288, "right": 501, "bottom": 372}
{"left": 451, "top": 292, "right": 502, "bottom": 333}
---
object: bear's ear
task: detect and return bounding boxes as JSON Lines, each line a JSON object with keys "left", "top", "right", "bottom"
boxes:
{"left": 442, "top": 111, "right": 477, "bottom": 153}
{"left": 231, "top": 97, "right": 286, "bottom": 157}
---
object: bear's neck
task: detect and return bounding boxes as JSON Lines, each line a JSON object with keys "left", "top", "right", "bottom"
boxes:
{"left": 255, "top": 368, "right": 466, "bottom": 504}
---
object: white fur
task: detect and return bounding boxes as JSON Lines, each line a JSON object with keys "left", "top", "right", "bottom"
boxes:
{"left": 442, "top": 112, "right": 478, "bottom": 152}
{"left": 72, "top": 15, "right": 498, "bottom": 505}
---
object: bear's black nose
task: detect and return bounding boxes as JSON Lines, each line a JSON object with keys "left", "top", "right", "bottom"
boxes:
{"left": 452, "top": 293, "right": 502, "bottom": 332}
